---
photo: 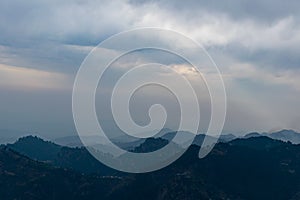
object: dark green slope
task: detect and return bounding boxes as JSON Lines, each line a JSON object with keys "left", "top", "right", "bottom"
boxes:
{"left": 7, "top": 136, "right": 117, "bottom": 176}
{"left": 0, "top": 147, "right": 125, "bottom": 200}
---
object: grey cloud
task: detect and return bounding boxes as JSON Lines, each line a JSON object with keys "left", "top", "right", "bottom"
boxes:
{"left": 208, "top": 43, "right": 300, "bottom": 72}
{"left": 0, "top": 0, "right": 300, "bottom": 136}
{"left": 0, "top": 0, "right": 132, "bottom": 47}
{"left": 130, "top": 0, "right": 300, "bottom": 23}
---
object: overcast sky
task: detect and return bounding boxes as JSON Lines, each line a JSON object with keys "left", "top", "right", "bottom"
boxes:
{"left": 0, "top": 0, "right": 300, "bottom": 139}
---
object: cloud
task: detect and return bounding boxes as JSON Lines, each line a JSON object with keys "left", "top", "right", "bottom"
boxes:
{"left": 1, "top": 0, "right": 300, "bottom": 71}
{"left": 223, "top": 62, "right": 300, "bottom": 91}
{"left": 0, "top": 0, "right": 300, "bottom": 134}
{"left": 130, "top": 0, "right": 300, "bottom": 23}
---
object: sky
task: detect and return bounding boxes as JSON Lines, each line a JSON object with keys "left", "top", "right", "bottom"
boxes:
{"left": 0, "top": 0, "right": 300, "bottom": 139}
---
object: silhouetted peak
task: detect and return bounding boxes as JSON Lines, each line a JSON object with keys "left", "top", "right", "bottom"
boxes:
{"left": 244, "top": 132, "right": 262, "bottom": 138}
{"left": 229, "top": 136, "right": 286, "bottom": 150}
{"left": 7, "top": 135, "right": 61, "bottom": 161}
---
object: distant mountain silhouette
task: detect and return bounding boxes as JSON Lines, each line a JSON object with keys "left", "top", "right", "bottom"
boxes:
{"left": 158, "top": 131, "right": 235, "bottom": 147}
{"left": 244, "top": 132, "right": 262, "bottom": 138}
{"left": 54, "top": 134, "right": 146, "bottom": 151}
{"left": 269, "top": 129, "right": 300, "bottom": 144}
{"left": 53, "top": 130, "right": 237, "bottom": 152}
{"left": 218, "top": 133, "right": 236, "bottom": 142}
{"left": 243, "top": 129, "right": 300, "bottom": 144}
{"left": 54, "top": 135, "right": 88, "bottom": 147}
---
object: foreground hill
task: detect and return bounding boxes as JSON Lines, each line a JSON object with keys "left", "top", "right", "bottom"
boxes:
{"left": 7, "top": 136, "right": 61, "bottom": 160}
{"left": 7, "top": 136, "right": 118, "bottom": 176}
{"left": 0, "top": 147, "right": 125, "bottom": 200}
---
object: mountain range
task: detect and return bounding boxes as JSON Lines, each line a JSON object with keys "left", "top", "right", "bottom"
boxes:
{"left": 2, "top": 131, "right": 300, "bottom": 199}
{"left": 244, "top": 129, "right": 300, "bottom": 144}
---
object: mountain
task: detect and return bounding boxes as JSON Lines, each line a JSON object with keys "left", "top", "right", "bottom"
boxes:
{"left": 92, "top": 137, "right": 300, "bottom": 199}
{"left": 111, "top": 128, "right": 173, "bottom": 149}
{"left": 0, "top": 146, "right": 125, "bottom": 200}
{"left": 0, "top": 129, "right": 31, "bottom": 144}
{"left": 3, "top": 136, "right": 300, "bottom": 199}
{"left": 7, "top": 136, "right": 61, "bottom": 161}
{"left": 152, "top": 128, "right": 174, "bottom": 138}
{"left": 53, "top": 130, "right": 237, "bottom": 151}
{"left": 53, "top": 135, "right": 85, "bottom": 147}
{"left": 131, "top": 137, "right": 169, "bottom": 153}
{"left": 159, "top": 131, "right": 218, "bottom": 147}
{"left": 243, "top": 130, "right": 300, "bottom": 144}
{"left": 54, "top": 134, "right": 145, "bottom": 151}
{"left": 268, "top": 129, "right": 300, "bottom": 144}
{"left": 244, "top": 132, "right": 262, "bottom": 138}
{"left": 7, "top": 136, "right": 118, "bottom": 176}
{"left": 218, "top": 133, "right": 236, "bottom": 142}
{"left": 135, "top": 137, "right": 300, "bottom": 200}
{"left": 229, "top": 136, "right": 287, "bottom": 150}
{"left": 54, "top": 135, "right": 110, "bottom": 147}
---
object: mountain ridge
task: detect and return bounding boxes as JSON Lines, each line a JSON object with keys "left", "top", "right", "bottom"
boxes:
{"left": 3, "top": 134, "right": 300, "bottom": 199}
